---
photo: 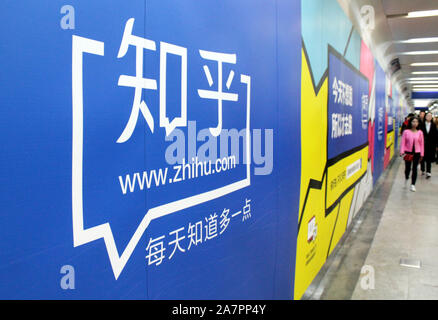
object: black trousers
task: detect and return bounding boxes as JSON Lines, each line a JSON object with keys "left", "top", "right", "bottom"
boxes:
{"left": 420, "top": 158, "right": 432, "bottom": 173}
{"left": 405, "top": 153, "right": 421, "bottom": 185}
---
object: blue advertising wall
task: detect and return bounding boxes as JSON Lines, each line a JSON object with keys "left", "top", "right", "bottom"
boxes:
{"left": 295, "top": 0, "right": 404, "bottom": 299}
{"left": 393, "top": 89, "right": 401, "bottom": 148}
{"left": 388, "top": 97, "right": 394, "bottom": 133}
{"left": 373, "top": 62, "right": 386, "bottom": 184}
{"left": 0, "top": 0, "right": 301, "bottom": 299}
{"left": 327, "top": 48, "right": 369, "bottom": 161}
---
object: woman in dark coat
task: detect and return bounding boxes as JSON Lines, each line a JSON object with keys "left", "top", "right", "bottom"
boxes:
{"left": 435, "top": 116, "right": 438, "bottom": 165}
{"left": 420, "top": 112, "right": 438, "bottom": 178}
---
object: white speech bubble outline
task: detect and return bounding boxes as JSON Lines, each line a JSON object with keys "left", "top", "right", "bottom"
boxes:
{"left": 160, "top": 41, "right": 187, "bottom": 136}
{"left": 72, "top": 35, "right": 251, "bottom": 279}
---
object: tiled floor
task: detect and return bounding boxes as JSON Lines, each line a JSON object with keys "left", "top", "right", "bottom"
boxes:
{"left": 352, "top": 158, "right": 438, "bottom": 299}
{"left": 304, "top": 157, "right": 438, "bottom": 300}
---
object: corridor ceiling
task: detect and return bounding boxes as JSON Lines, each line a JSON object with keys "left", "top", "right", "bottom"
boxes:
{"left": 340, "top": 0, "right": 438, "bottom": 109}
{"left": 384, "top": 0, "right": 438, "bottom": 108}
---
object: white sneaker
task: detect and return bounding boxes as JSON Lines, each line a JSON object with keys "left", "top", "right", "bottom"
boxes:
{"left": 410, "top": 185, "right": 416, "bottom": 192}
{"left": 427, "top": 172, "right": 432, "bottom": 178}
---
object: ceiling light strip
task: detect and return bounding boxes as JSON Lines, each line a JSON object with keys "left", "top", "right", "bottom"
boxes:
{"left": 411, "top": 62, "right": 438, "bottom": 67}
{"left": 407, "top": 10, "right": 438, "bottom": 18}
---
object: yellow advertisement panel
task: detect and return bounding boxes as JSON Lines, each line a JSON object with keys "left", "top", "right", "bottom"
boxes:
{"left": 326, "top": 147, "right": 368, "bottom": 212}
{"left": 295, "top": 47, "right": 369, "bottom": 300}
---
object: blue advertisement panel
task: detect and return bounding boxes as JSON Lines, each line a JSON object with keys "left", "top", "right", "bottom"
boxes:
{"left": 327, "top": 48, "right": 369, "bottom": 160}
{"left": 0, "top": 0, "right": 301, "bottom": 299}
{"left": 387, "top": 96, "right": 394, "bottom": 133}
{"left": 373, "top": 62, "right": 386, "bottom": 184}
{"left": 393, "top": 91, "right": 401, "bottom": 148}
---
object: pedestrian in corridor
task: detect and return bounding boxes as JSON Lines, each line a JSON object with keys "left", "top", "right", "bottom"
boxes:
{"left": 435, "top": 116, "right": 438, "bottom": 165}
{"left": 419, "top": 110, "right": 426, "bottom": 127}
{"left": 400, "top": 117, "right": 424, "bottom": 192}
{"left": 420, "top": 112, "right": 437, "bottom": 178}
{"left": 400, "top": 113, "right": 415, "bottom": 135}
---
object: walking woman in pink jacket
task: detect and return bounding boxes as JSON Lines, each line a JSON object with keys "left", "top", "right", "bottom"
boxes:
{"left": 400, "top": 116, "right": 425, "bottom": 192}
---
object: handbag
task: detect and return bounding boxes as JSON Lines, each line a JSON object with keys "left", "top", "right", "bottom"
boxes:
{"left": 403, "top": 154, "right": 414, "bottom": 162}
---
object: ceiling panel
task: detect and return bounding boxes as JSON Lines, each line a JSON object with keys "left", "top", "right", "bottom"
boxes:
{"left": 393, "top": 42, "right": 438, "bottom": 52}
{"left": 382, "top": 0, "right": 438, "bottom": 16}
{"left": 402, "top": 66, "right": 438, "bottom": 75}
{"left": 388, "top": 17, "right": 438, "bottom": 40}
{"left": 399, "top": 54, "right": 438, "bottom": 64}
